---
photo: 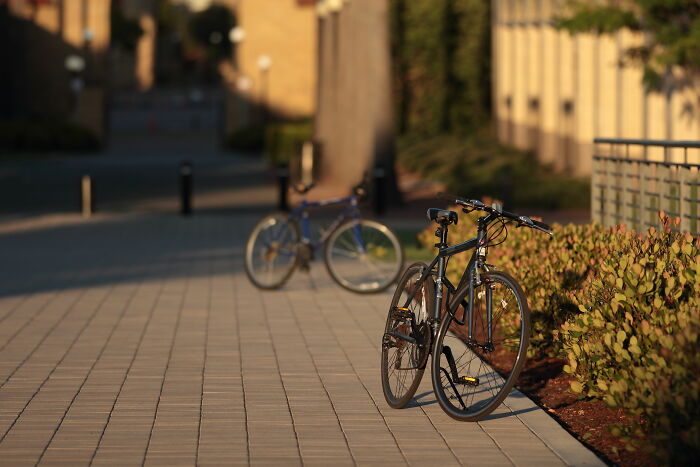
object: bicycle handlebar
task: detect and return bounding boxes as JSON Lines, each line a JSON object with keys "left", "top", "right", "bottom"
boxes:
{"left": 438, "top": 192, "right": 553, "bottom": 236}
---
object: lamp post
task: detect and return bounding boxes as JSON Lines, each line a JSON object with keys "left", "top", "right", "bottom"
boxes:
{"left": 257, "top": 54, "right": 272, "bottom": 125}
{"left": 229, "top": 26, "right": 245, "bottom": 46}
{"left": 65, "top": 54, "right": 85, "bottom": 121}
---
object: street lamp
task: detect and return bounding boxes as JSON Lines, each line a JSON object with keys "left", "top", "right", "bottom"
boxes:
{"left": 317, "top": 0, "right": 347, "bottom": 16}
{"left": 229, "top": 26, "right": 245, "bottom": 44}
{"left": 257, "top": 55, "right": 272, "bottom": 125}
{"left": 65, "top": 54, "right": 85, "bottom": 121}
{"left": 257, "top": 54, "right": 272, "bottom": 73}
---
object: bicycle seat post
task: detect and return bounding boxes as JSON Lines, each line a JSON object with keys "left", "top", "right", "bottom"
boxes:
{"left": 433, "top": 220, "right": 450, "bottom": 328}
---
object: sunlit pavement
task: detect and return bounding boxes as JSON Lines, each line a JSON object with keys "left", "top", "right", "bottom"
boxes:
{"left": 0, "top": 208, "right": 603, "bottom": 466}
{"left": 0, "top": 117, "right": 600, "bottom": 465}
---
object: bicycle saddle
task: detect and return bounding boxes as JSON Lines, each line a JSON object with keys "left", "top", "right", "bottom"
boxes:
{"left": 292, "top": 182, "right": 316, "bottom": 194}
{"left": 427, "top": 208, "right": 458, "bottom": 225}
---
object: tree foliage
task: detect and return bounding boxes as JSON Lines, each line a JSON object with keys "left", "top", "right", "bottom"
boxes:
{"left": 111, "top": 2, "right": 143, "bottom": 51}
{"left": 555, "top": 0, "right": 700, "bottom": 90}
{"left": 390, "top": 0, "right": 491, "bottom": 136}
{"left": 188, "top": 4, "right": 236, "bottom": 61}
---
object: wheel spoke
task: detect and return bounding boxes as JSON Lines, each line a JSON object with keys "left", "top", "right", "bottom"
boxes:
{"left": 245, "top": 215, "right": 298, "bottom": 289}
{"left": 381, "top": 264, "right": 432, "bottom": 408}
{"left": 432, "top": 272, "right": 529, "bottom": 421}
{"left": 328, "top": 220, "right": 402, "bottom": 293}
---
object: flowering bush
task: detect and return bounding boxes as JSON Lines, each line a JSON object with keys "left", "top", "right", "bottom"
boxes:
{"left": 420, "top": 210, "right": 700, "bottom": 459}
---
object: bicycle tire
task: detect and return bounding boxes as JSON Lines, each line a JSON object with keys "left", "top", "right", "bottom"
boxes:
{"left": 381, "top": 262, "right": 435, "bottom": 408}
{"left": 244, "top": 213, "right": 300, "bottom": 290}
{"left": 324, "top": 219, "right": 403, "bottom": 293}
{"left": 431, "top": 271, "right": 530, "bottom": 421}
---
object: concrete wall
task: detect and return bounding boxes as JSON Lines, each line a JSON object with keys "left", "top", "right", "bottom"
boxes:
{"left": 493, "top": 0, "right": 700, "bottom": 175}
{"left": 231, "top": 0, "right": 316, "bottom": 126}
{"left": 3, "top": 0, "right": 111, "bottom": 138}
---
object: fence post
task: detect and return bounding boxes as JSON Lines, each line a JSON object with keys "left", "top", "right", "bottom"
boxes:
{"left": 591, "top": 157, "right": 599, "bottom": 223}
{"left": 658, "top": 163, "right": 670, "bottom": 228}
{"left": 621, "top": 159, "right": 632, "bottom": 227}
{"left": 679, "top": 165, "right": 690, "bottom": 232}
{"left": 604, "top": 159, "right": 618, "bottom": 227}
{"left": 639, "top": 162, "right": 649, "bottom": 229}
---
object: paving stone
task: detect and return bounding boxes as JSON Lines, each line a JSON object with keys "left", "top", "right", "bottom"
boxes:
{"left": 0, "top": 212, "right": 606, "bottom": 466}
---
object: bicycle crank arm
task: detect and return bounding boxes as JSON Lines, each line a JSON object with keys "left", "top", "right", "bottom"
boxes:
{"left": 439, "top": 367, "right": 467, "bottom": 410}
{"left": 442, "top": 345, "right": 480, "bottom": 386}
{"left": 386, "top": 331, "right": 417, "bottom": 345}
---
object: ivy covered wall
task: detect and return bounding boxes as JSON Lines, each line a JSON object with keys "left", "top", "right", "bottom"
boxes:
{"left": 390, "top": 0, "right": 491, "bottom": 136}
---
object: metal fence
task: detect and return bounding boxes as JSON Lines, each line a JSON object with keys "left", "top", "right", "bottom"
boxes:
{"left": 592, "top": 138, "right": 700, "bottom": 235}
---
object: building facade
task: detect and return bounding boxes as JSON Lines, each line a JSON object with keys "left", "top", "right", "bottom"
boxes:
{"left": 492, "top": 0, "right": 700, "bottom": 175}
{"left": 1, "top": 0, "right": 111, "bottom": 138}
{"left": 224, "top": 0, "right": 317, "bottom": 131}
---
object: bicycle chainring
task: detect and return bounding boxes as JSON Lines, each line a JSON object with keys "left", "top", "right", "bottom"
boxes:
{"left": 413, "top": 322, "right": 432, "bottom": 370}
{"left": 298, "top": 243, "right": 313, "bottom": 271}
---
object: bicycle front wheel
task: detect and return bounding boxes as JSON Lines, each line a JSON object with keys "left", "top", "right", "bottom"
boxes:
{"left": 324, "top": 219, "right": 403, "bottom": 293}
{"left": 381, "top": 262, "right": 435, "bottom": 408}
{"left": 244, "top": 214, "right": 299, "bottom": 290}
{"left": 431, "top": 271, "right": 530, "bottom": 421}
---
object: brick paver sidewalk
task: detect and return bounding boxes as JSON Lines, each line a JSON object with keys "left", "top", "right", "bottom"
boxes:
{"left": 0, "top": 212, "right": 604, "bottom": 466}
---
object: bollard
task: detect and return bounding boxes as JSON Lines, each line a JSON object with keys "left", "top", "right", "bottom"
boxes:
{"left": 81, "top": 175, "right": 93, "bottom": 218}
{"left": 300, "top": 141, "right": 314, "bottom": 185}
{"left": 179, "top": 160, "right": 193, "bottom": 215}
{"left": 373, "top": 166, "right": 386, "bottom": 216}
{"left": 277, "top": 164, "right": 289, "bottom": 212}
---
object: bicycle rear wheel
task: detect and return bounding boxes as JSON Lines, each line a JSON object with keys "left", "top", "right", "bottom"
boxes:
{"left": 324, "top": 219, "right": 403, "bottom": 293}
{"left": 431, "top": 271, "right": 530, "bottom": 421}
{"left": 381, "top": 263, "right": 435, "bottom": 408}
{"left": 244, "top": 214, "right": 299, "bottom": 290}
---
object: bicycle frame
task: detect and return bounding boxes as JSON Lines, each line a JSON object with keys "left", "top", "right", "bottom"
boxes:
{"left": 274, "top": 193, "right": 367, "bottom": 254}
{"left": 401, "top": 213, "right": 499, "bottom": 345}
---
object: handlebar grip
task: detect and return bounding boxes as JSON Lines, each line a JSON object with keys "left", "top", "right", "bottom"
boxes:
{"left": 532, "top": 219, "right": 551, "bottom": 232}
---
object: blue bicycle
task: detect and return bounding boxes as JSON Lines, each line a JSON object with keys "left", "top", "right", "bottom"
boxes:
{"left": 244, "top": 179, "right": 404, "bottom": 293}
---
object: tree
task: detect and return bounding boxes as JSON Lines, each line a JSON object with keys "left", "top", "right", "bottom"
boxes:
{"left": 390, "top": 0, "right": 491, "bottom": 136}
{"left": 555, "top": 0, "right": 700, "bottom": 90}
{"left": 111, "top": 1, "right": 143, "bottom": 51}
{"left": 188, "top": 4, "right": 236, "bottom": 62}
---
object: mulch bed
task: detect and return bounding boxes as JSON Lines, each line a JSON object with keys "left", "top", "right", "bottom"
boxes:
{"left": 445, "top": 313, "right": 653, "bottom": 465}
{"left": 510, "top": 356, "right": 654, "bottom": 467}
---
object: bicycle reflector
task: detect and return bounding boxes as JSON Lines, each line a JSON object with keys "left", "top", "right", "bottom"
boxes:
{"left": 458, "top": 376, "right": 480, "bottom": 386}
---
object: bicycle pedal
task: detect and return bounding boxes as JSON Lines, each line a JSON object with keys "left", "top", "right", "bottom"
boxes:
{"left": 391, "top": 307, "right": 412, "bottom": 320}
{"left": 457, "top": 376, "right": 479, "bottom": 386}
{"left": 382, "top": 335, "right": 398, "bottom": 349}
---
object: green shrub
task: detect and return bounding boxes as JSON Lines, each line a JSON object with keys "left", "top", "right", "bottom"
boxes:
{"left": 560, "top": 216, "right": 700, "bottom": 461}
{"left": 264, "top": 120, "right": 313, "bottom": 165}
{"left": 226, "top": 120, "right": 313, "bottom": 164}
{"left": 419, "top": 210, "right": 700, "bottom": 461}
{"left": 226, "top": 124, "right": 266, "bottom": 153}
{"left": 398, "top": 130, "right": 591, "bottom": 209}
{"left": 0, "top": 120, "right": 100, "bottom": 154}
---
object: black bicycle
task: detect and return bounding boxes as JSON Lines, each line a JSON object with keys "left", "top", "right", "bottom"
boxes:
{"left": 380, "top": 194, "right": 552, "bottom": 421}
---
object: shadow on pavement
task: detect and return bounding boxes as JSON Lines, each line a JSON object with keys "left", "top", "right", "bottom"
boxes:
{"left": 0, "top": 212, "right": 256, "bottom": 298}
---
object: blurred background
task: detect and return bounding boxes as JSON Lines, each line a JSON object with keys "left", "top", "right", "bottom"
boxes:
{"left": 1, "top": 0, "right": 698, "bottom": 219}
